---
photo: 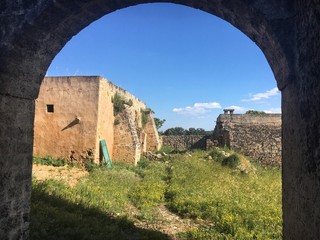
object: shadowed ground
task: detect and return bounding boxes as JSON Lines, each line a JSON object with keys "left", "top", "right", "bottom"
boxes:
{"left": 30, "top": 182, "right": 170, "bottom": 240}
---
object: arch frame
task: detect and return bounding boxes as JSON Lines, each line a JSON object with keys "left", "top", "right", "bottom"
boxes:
{"left": 1, "top": 0, "right": 320, "bottom": 239}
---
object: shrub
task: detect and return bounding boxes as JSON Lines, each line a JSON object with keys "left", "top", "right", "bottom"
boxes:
{"left": 245, "top": 110, "right": 266, "bottom": 115}
{"left": 222, "top": 154, "right": 240, "bottom": 168}
{"left": 126, "top": 99, "right": 133, "bottom": 107}
{"left": 141, "top": 109, "right": 148, "bottom": 128}
{"left": 158, "top": 146, "right": 173, "bottom": 154}
{"left": 208, "top": 148, "right": 226, "bottom": 162}
{"left": 154, "top": 117, "right": 166, "bottom": 130}
{"left": 112, "top": 93, "right": 125, "bottom": 116}
{"left": 114, "top": 118, "right": 120, "bottom": 125}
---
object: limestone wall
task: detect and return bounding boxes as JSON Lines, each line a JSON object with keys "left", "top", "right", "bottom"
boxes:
{"left": 106, "top": 79, "right": 161, "bottom": 164}
{"left": 162, "top": 135, "right": 209, "bottom": 150}
{"left": 33, "top": 76, "right": 101, "bottom": 163}
{"left": 34, "top": 76, "right": 161, "bottom": 165}
{"left": 214, "top": 114, "right": 282, "bottom": 166}
{"left": 143, "top": 112, "right": 161, "bottom": 151}
{"left": 113, "top": 106, "right": 141, "bottom": 165}
{"left": 107, "top": 79, "right": 147, "bottom": 130}
{"left": 96, "top": 77, "right": 114, "bottom": 161}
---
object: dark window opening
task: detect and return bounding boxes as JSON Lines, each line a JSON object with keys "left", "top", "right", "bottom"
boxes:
{"left": 47, "top": 104, "right": 54, "bottom": 113}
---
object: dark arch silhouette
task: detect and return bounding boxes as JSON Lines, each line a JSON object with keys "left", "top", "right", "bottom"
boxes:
{"left": 0, "top": 1, "right": 320, "bottom": 239}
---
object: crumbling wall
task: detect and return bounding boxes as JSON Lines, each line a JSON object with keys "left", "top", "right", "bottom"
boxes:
{"left": 112, "top": 106, "right": 141, "bottom": 165}
{"left": 108, "top": 80, "right": 161, "bottom": 164}
{"left": 214, "top": 114, "right": 282, "bottom": 166}
{"left": 34, "top": 76, "right": 161, "bottom": 166}
{"left": 143, "top": 112, "right": 161, "bottom": 151}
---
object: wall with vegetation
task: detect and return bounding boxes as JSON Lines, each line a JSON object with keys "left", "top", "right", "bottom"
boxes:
{"left": 104, "top": 77, "right": 160, "bottom": 164}
{"left": 34, "top": 76, "right": 160, "bottom": 165}
{"left": 113, "top": 106, "right": 141, "bottom": 165}
{"left": 214, "top": 114, "right": 282, "bottom": 166}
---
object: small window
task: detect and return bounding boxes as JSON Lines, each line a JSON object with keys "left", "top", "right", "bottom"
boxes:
{"left": 47, "top": 104, "right": 54, "bottom": 113}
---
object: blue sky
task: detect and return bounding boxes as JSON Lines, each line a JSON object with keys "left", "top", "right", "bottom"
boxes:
{"left": 47, "top": 3, "right": 281, "bottom": 131}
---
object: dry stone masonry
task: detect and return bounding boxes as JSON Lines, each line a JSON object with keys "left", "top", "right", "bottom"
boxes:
{"left": 162, "top": 135, "right": 209, "bottom": 150}
{"left": 213, "top": 112, "right": 282, "bottom": 167}
{"left": 162, "top": 113, "right": 281, "bottom": 167}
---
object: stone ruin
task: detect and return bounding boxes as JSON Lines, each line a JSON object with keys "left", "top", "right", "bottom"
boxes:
{"left": 33, "top": 76, "right": 161, "bottom": 165}
{"left": 212, "top": 109, "right": 282, "bottom": 167}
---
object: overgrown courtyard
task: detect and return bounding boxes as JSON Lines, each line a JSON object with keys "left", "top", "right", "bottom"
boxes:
{"left": 30, "top": 149, "right": 281, "bottom": 240}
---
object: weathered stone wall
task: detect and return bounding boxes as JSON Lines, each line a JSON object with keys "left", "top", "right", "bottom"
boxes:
{"left": 162, "top": 135, "right": 208, "bottom": 150}
{"left": 214, "top": 114, "right": 282, "bottom": 166}
{"left": 0, "top": 95, "right": 34, "bottom": 239}
{"left": 33, "top": 76, "right": 160, "bottom": 165}
{"left": 33, "top": 76, "right": 101, "bottom": 163}
{"left": 113, "top": 106, "right": 141, "bottom": 165}
{"left": 101, "top": 77, "right": 157, "bottom": 164}
{"left": 143, "top": 112, "right": 161, "bottom": 151}
{"left": 108, "top": 80, "right": 161, "bottom": 164}
{"left": 107, "top": 80, "right": 147, "bottom": 130}
{"left": 96, "top": 77, "right": 115, "bottom": 161}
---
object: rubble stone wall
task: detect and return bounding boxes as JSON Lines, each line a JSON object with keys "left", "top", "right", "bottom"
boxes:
{"left": 162, "top": 135, "right": 209, "bottom": 150}
{"left": 214, "top": 114, "right": 282, "bottom": 166}
{"left": 113, "top": 107, "right": 141, "bottom": 165}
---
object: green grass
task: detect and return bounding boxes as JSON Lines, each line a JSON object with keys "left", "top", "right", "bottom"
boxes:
{"left": 31, "top": 150, "right": 282, "bottom": 239}
{"left": 30, "top": 164, "right": 170, "bottom": 240}
{"left": 167, "top": 151, "right": 282, "bottom": 239}
{"left": 129, "top": 159, "right": 167, "bottom": 211}
{"left": 33, "top": 156, "right": 67, "bottom": 167}
{"left": 76, "top": 167, "right": 140, "bottom": 214}
{"left": 31, "top": 180, "right": 169, "bottom": 240}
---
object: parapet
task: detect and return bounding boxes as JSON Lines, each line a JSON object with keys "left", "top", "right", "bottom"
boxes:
{"left": 217, "top": 113, "right": 282, "bottom": 126}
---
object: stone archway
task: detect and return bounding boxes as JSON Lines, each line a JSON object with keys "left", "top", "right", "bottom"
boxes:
{"left": 0, "top": 1, "right": 319, "bottom": 239}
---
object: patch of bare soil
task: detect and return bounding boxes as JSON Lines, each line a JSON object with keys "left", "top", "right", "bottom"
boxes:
{"left": 133, "top": 205, "right": 200, "bottom": 239}
{"left": 32, "top": 164, "right": 88, "bottom": 187}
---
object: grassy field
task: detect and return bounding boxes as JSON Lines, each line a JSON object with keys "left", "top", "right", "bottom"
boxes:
{"left": 30, "top": 149, "right": 282, "bottom": 239}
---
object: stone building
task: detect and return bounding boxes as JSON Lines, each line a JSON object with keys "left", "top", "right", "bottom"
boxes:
{"left": 33, "top": 76, "right": 161, "bottom": 165}
{"left": 213, "top": 110, "right": 282, "bottom": 166}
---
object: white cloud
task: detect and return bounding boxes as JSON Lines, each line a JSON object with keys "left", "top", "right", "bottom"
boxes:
{"left": 242, "top": 87, "right": 280, "bottom": 102}
{"left": 225, "top": 105, "right": 247, "bottom": 113}
{"left": 264, "top": 107, "right": 282, "bottom": 114}
{"left": 194, "top": 102, "right": 221, "bottom": 109}
{"left": 173, "top": 102, "right": 221, "bottom": 116}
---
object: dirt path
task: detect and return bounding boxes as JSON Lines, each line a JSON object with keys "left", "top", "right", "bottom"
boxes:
{"left": 133, "top": 205, "right": 200, "bottom": 239}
